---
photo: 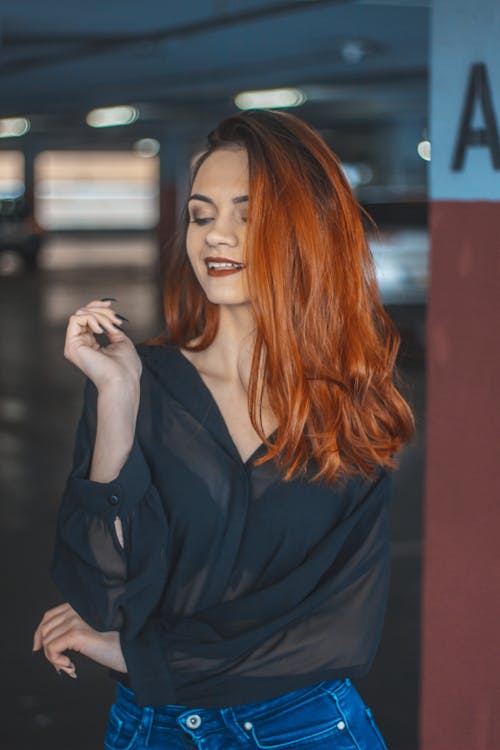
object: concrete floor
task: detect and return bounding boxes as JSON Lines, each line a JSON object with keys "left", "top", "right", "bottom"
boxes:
{"left": 0, "top": 248, "right": 426, "bottom": 750}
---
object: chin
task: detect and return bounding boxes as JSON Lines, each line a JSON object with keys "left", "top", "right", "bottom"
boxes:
{"left": 195, "top": 274, "right": 247, "bottom": 304}
{"left": 204, "top": 291, "right": 250, "bottom": 306}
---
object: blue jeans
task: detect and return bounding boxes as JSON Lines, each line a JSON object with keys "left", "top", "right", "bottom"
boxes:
{"left": 104, "top": 677, "right": 388, "bottom": 750}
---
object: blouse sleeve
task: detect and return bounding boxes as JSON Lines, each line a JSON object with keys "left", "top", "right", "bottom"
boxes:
{"left": 49, "top": 371, "right": 169, "bottom": 640}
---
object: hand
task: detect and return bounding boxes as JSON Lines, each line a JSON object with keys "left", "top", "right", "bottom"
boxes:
{"left": 32, "top": 603, "right": 127, "bottom": 678}
{"left": 63, "top": 299, "right": 142, "bottom": 391}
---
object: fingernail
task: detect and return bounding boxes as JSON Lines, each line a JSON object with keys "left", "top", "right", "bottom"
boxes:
{"left": 56, "top": 669, "right": 62, "bottom": 677}
{"left": 100, "top": 297, "right": 117, "bottom": 301}
{"left": 115, "top": 314, "right": 129, "bottom": 322}
{"left": 111, "top": 322, "right": 125, "bottom": 330}
{"left": 69, "top": 672, "right": 77, "bottom": 679}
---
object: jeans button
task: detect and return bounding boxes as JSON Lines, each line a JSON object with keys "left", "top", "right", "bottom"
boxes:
{"left": 186, "top": 714, "right": 202, "bottom": 729}
{"left": 243, "top": 721, "right": 253, "bottom": 731}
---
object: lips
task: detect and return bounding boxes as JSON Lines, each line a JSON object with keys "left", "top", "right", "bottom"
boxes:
{"left": 206, "top": 265, "right": 245, "bottom": 277}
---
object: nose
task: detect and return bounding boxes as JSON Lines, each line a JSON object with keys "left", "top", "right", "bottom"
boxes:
{"left": 205, "top": 215, "right": 238, "bottom": 247}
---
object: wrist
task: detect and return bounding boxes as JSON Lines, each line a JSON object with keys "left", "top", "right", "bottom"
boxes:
{"left": 98, "top": 377, "right": 140, "bottom": 401}
{"left": 90, "top": 630, "right": 128, "bottom": 673}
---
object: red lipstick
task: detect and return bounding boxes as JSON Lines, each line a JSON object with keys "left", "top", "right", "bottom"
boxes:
{"left": 204, "top": 256, "right": 246, "bottom": 277}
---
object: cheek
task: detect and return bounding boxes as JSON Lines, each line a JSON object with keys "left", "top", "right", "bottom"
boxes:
{"left": 185, "top": 234, "right": 199, "bottom": 266}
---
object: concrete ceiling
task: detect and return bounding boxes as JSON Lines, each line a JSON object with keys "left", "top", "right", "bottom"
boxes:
{"left": 0, "top": 0, "right": 430, "bottom": 141}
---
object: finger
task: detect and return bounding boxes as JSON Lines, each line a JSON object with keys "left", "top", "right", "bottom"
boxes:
{"left": 43, "top": 639, "right": 67, "bottom": 672}
{"left": 52, "top": 654, "right": 78, "bottom": 678}
{"left": 87, "top": 315, "right": 105, "bottom": 334}
{"left": 39, "top": 609, "right": 76, "bottom": 646}
{"left": 43, "top": 602, "right": 73, "bottom": 617}
{"left": 86, "top": 309, "right": 127, "bottom": 329}
{"left": 57, "top": 665, "right": 78, "bottom": 679}
{"left": 85, "top": 299, "right": 117, "bottom": 308}
{"left": 52, "top": 652, "right": 76, "bottom": 670}
{"left": 73, "top": 309, "right": 124, "bottom": 329}
{"left": 42, "top": 628, "right": 77, "bottom": 667}
{"left": 33, "top": 625, "right": 47, "bottom": 652}
{"left": 58, "top": 667, "right": 78, "bottom": 679}
{"left": 37, "top": 612, "right": 82, "bottom": 677}
{"left": 89, "top": 312, "right": 126, "bottom": 336}
{"left": 54, "top": 654, "right": 77, "bottom": 671}
{"left": 33, "top": 603, "right": 72, "bottom": 650}
{"left": 43, "top": 629, "right": 83, "bottom": 678}
{"left": 69, "top": 312, "right": 125, "bottom": 339}
{"left": 33, "top": 626, "right": 41, "bottom": 651}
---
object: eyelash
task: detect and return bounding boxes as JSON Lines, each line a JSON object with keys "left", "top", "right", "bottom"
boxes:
{"left": 190, "top": 218, "right": 212, "bottom": 225}
{"left": 189, "top": 217, "right": 247, "bottom": 226}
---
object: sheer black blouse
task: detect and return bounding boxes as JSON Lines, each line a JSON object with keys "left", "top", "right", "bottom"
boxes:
{"left": 49, "top": 342, "right": 393, "bottom": 709}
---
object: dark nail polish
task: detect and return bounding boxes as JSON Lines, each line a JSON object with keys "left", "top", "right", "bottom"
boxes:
{"left": 111, "top": 322, "right": 125, "bottom": 330}
{"left": 115, "top": 314, "right": 129, "bottom": 321}
{"left": 100, "top": 297, "right": 117, "bottom": 301}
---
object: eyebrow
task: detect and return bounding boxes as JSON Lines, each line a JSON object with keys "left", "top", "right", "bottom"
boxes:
{"left": 188, "top": 193, "right": 248, "bottom": 206}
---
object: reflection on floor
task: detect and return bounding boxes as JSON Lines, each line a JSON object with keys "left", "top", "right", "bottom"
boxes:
{"left": 0, "top": 246, "right": 425, "bottom": 750}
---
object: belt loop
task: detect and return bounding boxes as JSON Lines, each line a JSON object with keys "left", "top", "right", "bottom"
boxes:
{"left": 140, "top": 706, "right": 155, "bottom": 746}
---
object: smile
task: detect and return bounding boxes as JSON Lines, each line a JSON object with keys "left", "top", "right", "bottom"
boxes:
{"left": 206, "top": 264, "right": 245, "bottom": 277}
{"left": 205, "top": 261, "right": 245, "bottom": 269}
{"left": 204, "top": 257, "right": 246, "bottom": 277}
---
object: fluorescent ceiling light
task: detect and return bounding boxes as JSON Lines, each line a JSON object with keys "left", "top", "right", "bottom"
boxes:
{"left": 341, "top": 163, "right": 374, "bottom": 188}
{"left": 133, "top": 138, "right": 160, "bottom": 157}
{"left": 417, "top": 140, "right": 431, "bottom": 161}
{"left": 86, "top": 105, "right": 139, "bottom": 128}
{"left": 234, "top": 88, "right": 306, "bottom": 110}
{"left": 0, "top": 117, "right": 31, "bottom": 138}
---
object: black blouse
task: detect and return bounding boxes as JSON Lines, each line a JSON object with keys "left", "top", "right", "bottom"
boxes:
{"left": 49, "top": 342, "right": 393, "bottom": 709}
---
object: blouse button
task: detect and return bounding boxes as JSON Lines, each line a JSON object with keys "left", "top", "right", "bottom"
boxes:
{"left": 185, "top": 714, "right": 202, "bottom": 729}
{"left": 243, "top": 721, "right": 253, "bottom": 731}
{"left": 337, "top": 720, "right": 346, "bottom": 730}
{"left": 107, "top": 494, "right": 119, "bottom": 506}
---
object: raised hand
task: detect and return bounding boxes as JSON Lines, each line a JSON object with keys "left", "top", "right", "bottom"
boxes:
{"left": 63, "top": 298, "right": 141, "bottom": 391}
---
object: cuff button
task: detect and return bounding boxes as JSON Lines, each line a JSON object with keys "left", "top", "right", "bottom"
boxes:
{"left": 108, "top": 494, "right": 120, "bottom": 505}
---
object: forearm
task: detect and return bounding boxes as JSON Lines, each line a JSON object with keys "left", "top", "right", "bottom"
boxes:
{"left": 89, "top": 379, "right": 140, "bottom": 549}
{"left": 90, "top": 630, "right": 128, "bottom": 673}
{"left": 89, "top": 379, "right": 140, "bottom": 483}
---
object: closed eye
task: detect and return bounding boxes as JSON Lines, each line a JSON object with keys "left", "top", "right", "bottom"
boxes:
{"left": 189, "top": 216, "right": 247, "bottom": 225}
{"left": 190, "top": 217, "right": 213, "bottom": 225}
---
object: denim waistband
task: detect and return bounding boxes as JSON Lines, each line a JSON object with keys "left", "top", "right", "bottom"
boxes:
{"left": 114, "top": 677, "right": 352, "bottom": 730}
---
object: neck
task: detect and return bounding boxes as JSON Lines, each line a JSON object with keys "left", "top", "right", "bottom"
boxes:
{"left": 196, "top": 303, "right": 258, "bottom": 387}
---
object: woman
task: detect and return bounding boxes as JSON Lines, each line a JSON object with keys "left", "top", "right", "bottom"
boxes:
{"left": 33, "top": 109, "right": 415, "bottom": 749}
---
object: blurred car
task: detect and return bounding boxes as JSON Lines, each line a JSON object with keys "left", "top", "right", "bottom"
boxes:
{"left": 0, "top": 197, "right": 44, "bottom": 271}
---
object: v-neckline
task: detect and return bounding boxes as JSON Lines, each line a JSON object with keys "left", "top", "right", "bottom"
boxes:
{"left": 172, "top": 345, "right": 278, "bottom": 468}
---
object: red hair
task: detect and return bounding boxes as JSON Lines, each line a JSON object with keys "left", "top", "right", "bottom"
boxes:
{"left": 142, "top": 109, "right": 415, "bottom": 484}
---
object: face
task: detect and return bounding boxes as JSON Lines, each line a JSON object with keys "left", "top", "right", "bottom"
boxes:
{"left": 186, "top": 146, "right": 250, "bottom": 306}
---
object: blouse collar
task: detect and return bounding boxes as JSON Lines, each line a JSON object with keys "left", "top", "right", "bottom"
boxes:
{"left": 137, "top": 342, "right": 277, "bottom": 471}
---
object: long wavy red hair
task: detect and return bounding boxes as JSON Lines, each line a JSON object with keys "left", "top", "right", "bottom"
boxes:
{"left": 142, "top": 108, "right": 415, "bottom": 485}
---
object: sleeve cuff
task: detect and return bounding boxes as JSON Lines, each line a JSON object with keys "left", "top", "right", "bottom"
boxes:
{"left": 66, "top": 433, "right": 152, "bottom": 521}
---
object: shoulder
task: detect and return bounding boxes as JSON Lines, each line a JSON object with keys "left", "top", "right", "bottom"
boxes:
{"left": 133, "top": 341, "right": 183, "bottom": 387}
{"left": 134, "top": 341, "right": 177, "bottom": 365}
{"left": 341, "top": 465, "right": 394, "bottom": 518}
